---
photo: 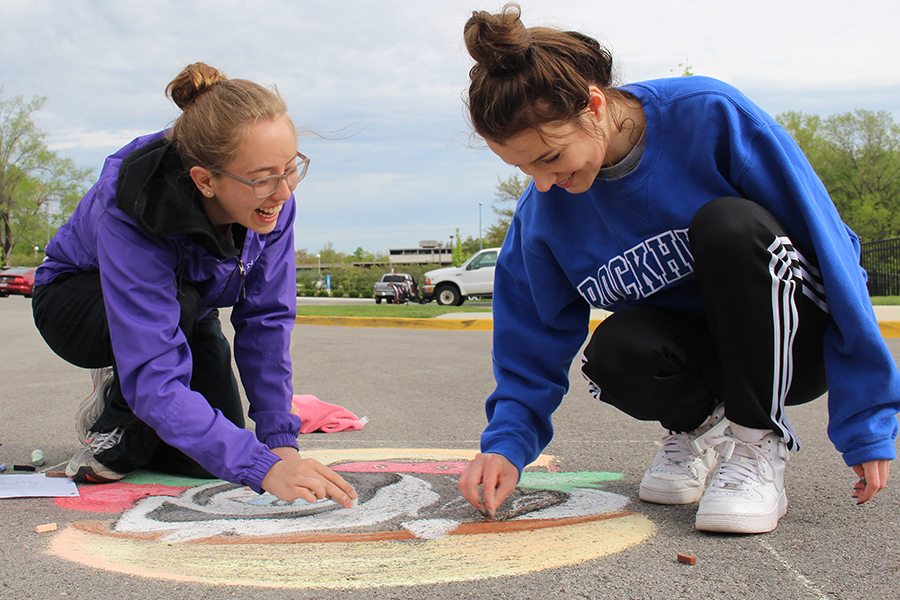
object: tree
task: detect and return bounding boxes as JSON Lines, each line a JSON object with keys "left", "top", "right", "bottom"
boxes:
{"left": 295, "top": 248, "right": 315, "bottom": 265}
{"left": 348, "top": 246, "right": 376, "bottom": 263}
{"left": 460, "top": 235, "right": 481, "bottom": 255}
{"left": 670, "top": 59, "right": 694, "bottom": 77}
{"left": 0, "top": 90, "right": 92, "bottom": 265}
{"left": 778, "top": 109, "right": 900, "bottom": 241}
{"left": 452, "top": 227, "right": 464, "bottom": 266}
{"left": 483, "top": 173, "right": 531, "bottom": 248}
{"left": 316, "top": 241, "right": 347, "bottom": 265}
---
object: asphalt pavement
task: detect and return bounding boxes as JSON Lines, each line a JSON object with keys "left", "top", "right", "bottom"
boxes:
{"left": 1, "top": 294, "right": 899, "bottom": 600}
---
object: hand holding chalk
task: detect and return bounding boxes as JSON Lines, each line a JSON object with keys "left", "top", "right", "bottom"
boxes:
{"left": 458, "top": 452, "right": 518, "bottom": 520}
{"left": 261, "top": 456, "right": 358, "bottom": 508}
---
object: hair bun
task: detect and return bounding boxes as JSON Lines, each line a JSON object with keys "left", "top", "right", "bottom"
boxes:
{"left": 165, "top": 62, "right": 228, "bottom": 111}
{"left": 464, "top": 4, "right": 532, "bottom": 73}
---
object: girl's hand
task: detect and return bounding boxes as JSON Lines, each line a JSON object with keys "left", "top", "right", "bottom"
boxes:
{"left": 851, "top": 459, "right": 891, "bottom": 504}
{"left": 457, "top": 452, "right": 519, "bottom": 519}
{"left": 261, "top": 449, "right": 357, "bottom": 507}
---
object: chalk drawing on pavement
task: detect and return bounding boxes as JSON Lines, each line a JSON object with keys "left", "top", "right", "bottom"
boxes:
{"left": 49, "top": 448, "right": 655, "bottom": 588}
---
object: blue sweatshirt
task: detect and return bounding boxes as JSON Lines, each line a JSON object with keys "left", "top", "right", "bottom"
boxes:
{"left": 36, "top": 131, "right": 300, "bottom": 492}
{"left": 483, "top": 76, "right": 900, "bottom": 473}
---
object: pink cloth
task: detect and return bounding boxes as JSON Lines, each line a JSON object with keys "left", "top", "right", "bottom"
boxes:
{"left": 291, "top": 394, "right": 366, "bottom": 434}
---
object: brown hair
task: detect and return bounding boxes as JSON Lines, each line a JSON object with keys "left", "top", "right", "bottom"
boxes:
{"left": 464, "top": 4, "right": 628, "bottom": 143}
{"left": 165, "top": 62, "right": 295, "bottom": 172}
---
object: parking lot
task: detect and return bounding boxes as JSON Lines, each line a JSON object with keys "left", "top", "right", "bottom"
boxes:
{"left": 1, "top": 294, "right": 899, "bottom": 599}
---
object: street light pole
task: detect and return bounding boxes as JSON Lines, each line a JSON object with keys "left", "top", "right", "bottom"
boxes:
{"left": 479, "top": 202, "right": 483, "bottom": 250}
{"left": 317, "top": 254, "right": 321, "bottom": 278}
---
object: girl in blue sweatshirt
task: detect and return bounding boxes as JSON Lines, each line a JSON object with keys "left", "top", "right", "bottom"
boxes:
{"left": 457, "top": 5, "right": 898, "bottom": 533}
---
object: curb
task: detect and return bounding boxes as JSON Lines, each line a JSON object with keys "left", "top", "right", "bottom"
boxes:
{"left": 295, "top": 316, "right": 608, "bottom": 332}
{"left": 296, "top": 315, "right": 900, "bottom": 338}
{"left": 295, "top": 315, "right": 494, "bottom": 331}
{"left": 880, "top": 322, "right": 900, "bottom": 338}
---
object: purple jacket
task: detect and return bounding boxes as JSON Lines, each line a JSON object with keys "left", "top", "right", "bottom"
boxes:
{"left": 36, "top": 131, "right": 300, "bottom": 492}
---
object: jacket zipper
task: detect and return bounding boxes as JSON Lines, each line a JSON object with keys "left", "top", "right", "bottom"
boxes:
{"left": 237, "top": 258, "right": 247, "bottom": 300}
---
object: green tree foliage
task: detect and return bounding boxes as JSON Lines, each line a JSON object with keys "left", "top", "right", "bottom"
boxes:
{"left": 349, "top": 246, "right": 376, "bottom": 263}
{"left": 296, "top": 242, "right": 384, "bottom": 267}
{"left": 295, "top": 248, "right": 315, "bottom": 264}
{"left": 316, "top": 241, "right": 346, "bottom": 265}
{"left": 460, "top": 235, "right": 482, "bottom": 255}
{"left": 483, "top": 173, "right": 531, "bottom": 248}
{"left": 295, "top": 242, "right": 393, "bottom": 297}
{"left": 0, "top": 90, "right": 92, "bottom": 265}
{"left": 452, "top": 227, "right": 465, "bottom": 266}
{"left": 778, "top": 109, "right": 900, "bottom": 241}
{"left": 297, "top": 261, "right": 439, "bottom": 300}
{"left": 670, "top": 59, "right": 694, "bottom": 77}
{"left": 444, "top": 231, "right": 482, "bottom": 267}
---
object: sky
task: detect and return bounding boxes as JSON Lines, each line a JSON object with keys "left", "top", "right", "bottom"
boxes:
{"left": 2, "top": 0, "right": 899, "bottom": 256}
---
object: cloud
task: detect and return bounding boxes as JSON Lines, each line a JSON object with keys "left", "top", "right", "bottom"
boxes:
{"left": 2, "top": 0, "right": 899, "bottom": 254}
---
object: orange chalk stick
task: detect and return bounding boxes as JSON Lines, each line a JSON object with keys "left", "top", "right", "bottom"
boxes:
{"left": 677, "top": 553, "right": 696, "bottom": 565}
{"left": 34, "top": 523, "right": 58, "bottom": 534}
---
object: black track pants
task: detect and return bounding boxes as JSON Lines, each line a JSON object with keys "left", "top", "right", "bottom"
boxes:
{"left": 32, "top": 271, "right": 244, "bottom": 476}
{"left": 581, "top": 197, "right": 831, "bottom": 449}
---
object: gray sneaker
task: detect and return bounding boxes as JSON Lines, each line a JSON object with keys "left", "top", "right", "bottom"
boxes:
{"left": 639, "top": 404, "right": 729, "bottom": 504}
{"left": 65, "top": 428, "right": 127, "bottom": 483}
{"left": 75, "top": 367, "right": 114, "bottom": 444}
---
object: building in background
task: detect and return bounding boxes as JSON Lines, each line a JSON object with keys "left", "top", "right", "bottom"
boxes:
{"left": 388, "top": 240, "right": 452, "bottom": 266}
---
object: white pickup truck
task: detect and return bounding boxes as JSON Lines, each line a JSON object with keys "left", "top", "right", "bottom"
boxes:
{"left": 421, "top": 247, "right": 500, "bottom": 306}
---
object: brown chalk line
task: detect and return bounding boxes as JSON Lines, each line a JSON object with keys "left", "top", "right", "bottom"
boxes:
{"left": 69, "top": 510, "right": 636, "bottom": 545}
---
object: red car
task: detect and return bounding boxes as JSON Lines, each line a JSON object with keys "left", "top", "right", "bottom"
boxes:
{"left": 0, "top": 266, "right": 37, "bottom": 298}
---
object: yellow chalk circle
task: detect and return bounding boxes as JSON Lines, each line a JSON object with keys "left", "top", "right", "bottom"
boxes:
{"left": 49, "top": 448, "right": 655, "bottom": 589}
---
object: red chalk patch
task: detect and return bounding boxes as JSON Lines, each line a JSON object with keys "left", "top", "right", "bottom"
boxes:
{"left": 55, "top": 483, "right": 190, "bottom": 513}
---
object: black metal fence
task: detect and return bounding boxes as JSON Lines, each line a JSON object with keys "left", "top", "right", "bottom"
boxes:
{"left": 861, "top": 237, "right": 900, "bottom": 296}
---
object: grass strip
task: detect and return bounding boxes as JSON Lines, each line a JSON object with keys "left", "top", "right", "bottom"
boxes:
{"left": 297, "top": 297, "right": 898, "bottom": 319}
{"left": 296, "top": 304, "right": 492, "bottom": 318}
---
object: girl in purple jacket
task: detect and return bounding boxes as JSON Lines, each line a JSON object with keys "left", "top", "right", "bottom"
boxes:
{"left": 32, "top": 63, "right": 356, "bottom": 507}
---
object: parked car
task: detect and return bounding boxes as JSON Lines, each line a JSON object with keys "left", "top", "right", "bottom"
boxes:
{"left": 373, "top": 273, "right": 420, "bottom": 304}
{"left": 421, "top": 247, "right": 500, "bottom": 306}
{"left": 0, "top": 266, "right": 37, "bottom": 298}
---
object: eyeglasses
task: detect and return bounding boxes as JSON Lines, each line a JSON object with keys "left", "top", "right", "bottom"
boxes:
{"left": 217, "top": 152, "right": 310, "bottom": 199}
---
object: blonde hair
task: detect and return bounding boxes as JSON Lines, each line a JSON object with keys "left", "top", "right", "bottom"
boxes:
{"left": 165, "top": 62, "right": 295, "bottom": 172}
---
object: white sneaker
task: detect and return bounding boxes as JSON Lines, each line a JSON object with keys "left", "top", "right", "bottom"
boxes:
{"left": 75, "top": 367, "right": 114, "bottom": 444}
{"left": 65, "top": 428, "right": 127, "bottom": 483}
{"left": 639, "top": 404, "right": 729, "bottom": 504}
{"left": 695, "top": 424, "right": 789, "bottom": 533}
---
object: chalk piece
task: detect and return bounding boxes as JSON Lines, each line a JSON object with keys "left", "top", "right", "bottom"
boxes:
{"left": 31, "top": 449, "right": 44, "bottom": 466}
{"left": 677, "top": 553, "right": 696, "bottom": 565}
{"left": 44, "top": 471, "right": 70, "bottom": 478}
{"left": 349, "top": 496, "right": 358, "bottom": 508}
{"left": 13, "top": 464, "right": 36, "bottom": 472}
{"left": 34, "top": 523, "right": 58, "bottom": 534}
